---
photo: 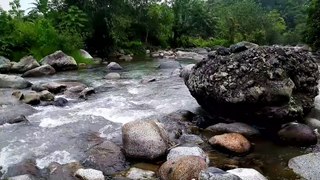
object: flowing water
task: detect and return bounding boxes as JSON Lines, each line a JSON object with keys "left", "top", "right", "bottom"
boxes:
{"left": 0, "top": 56, "right": 319, "bottom": 179}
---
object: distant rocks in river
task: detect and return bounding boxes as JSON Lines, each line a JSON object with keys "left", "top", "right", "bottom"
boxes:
{"left": 106, "top": 62, "right": 123, "bottom": 70}
{"left": 0, "top": 74, "right": 32, "bottom": 89}
{"left": 40, "top": 50, "right": 78, "bottom": 71}
{"left": 22, "top": 64, "right": 56, "bottom": 77}
{"left": 11, "top": 56, "right": 40, "bottom": 73}
{"left": 185, "top": 45, "right": 319, "bottom": 125}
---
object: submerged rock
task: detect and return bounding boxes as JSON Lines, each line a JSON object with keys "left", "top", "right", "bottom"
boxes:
{"left": 105, "top": 72, "right": 121, "bottom": 79}
{"left": 122, "top": 120, "right": 170, "bottom": 160}
{"left": 278, "top": 123, "right": 317, "bottom": 146}
{"left": 227, "top": 168, "right": 267, "bottom": 180}
{"left": 0, "top": 74, "right": 32, "bottom": 89}
{"left": 0, "top": 56, "right": 12, "bottom": 73}
{"left": 167, "top": 146, "right": 209, "bottom": 164}
{"left": 158, "top": 61, "right": 181, "bottom": 69}
{"left": 83, "top": 141, "right": 129, "bottom": 175}
{"left": 186, "top": 45, "right": 319, "bottom": 125}
{"left": 199, "top": 167, "right": 241, "bottom": 180}
{"left": 206, "top": 122, "right": 259, "bottom": 137}
{"left": 288, "top": 152, "right": 320, "bottom": 180}
{"left": 159, "top": 156, "right": 207, "bottom": 180}
{"left": 209, "top": 133, "right": 251, "bottom": 154}
{"left": 40, "top": 51, "right": 77, "bottom": 71}
{"left": 22, "top": 64, "right": 56, "bottom": 77}
{"left": 11, "top": 56, "right": 40, "bottom": 73}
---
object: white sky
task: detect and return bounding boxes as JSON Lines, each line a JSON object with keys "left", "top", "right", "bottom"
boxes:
{"left": 0, "top": 0, "right": 33, "bottom": 11}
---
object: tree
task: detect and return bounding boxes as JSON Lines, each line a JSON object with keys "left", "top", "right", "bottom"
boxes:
{"left": 305, "top": 0, "right": 320, "bottom": 50}
{"left": 29, "top": 0, "right": 49, "bottom": 15}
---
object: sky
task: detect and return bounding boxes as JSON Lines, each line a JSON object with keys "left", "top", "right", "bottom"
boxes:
{"left": 0, "top": 0, "right": 33, "bottom": 11}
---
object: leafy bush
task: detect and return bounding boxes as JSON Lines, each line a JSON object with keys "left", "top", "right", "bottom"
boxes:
{"left": 179, "top": 36, "right": 229, "bottom": 48}
{"left": 119, "top": 41, "right": 145, "bottom": 55}
{"left": 70, "top": 50, "right": 94, "bottom": 65}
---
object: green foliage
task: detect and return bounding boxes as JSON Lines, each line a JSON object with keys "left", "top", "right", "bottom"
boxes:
{"left": 178, "top": 36, "right": 229, "bottom": 48}
{"left": 305, "top": 0, "right": 320, "bottom": 50}
{"left": 70, "top": 50, "right": 95, "bottom": 65}
{"left": 119, "top": 41, "right": 145, "bottom": 55}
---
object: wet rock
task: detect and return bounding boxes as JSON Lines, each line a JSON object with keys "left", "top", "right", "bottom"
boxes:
{"left": 305, "top": 117, "right": 320, "bottom": 131}
{"left": 141, "top": 78, "right": 156, "bottom": 84}
{"left": 171, "top": 68, "right": 181, "bottom": 76}
{"left": 0, "top": 104, "right": 36, "bottom": 125}
{"left": 119, "top": 55, "right": 133, "bottom": 62}
{"left": 46, "top": 162, "right": 82, "bottom": 180}
{"left": 7, "top": 115, "right": 29, "bottom": 124}
{"left": 40, "top": 51, "right": 77, "bottom": 71}
{"left": 230, "top": 41, "right": 258, "bottom": 53}
{"left": 167, "top": 146, "right": 209, "bottom": 164}
{"left": 12, "top": 90, "right": 23, "bottom": 100}
{"left": 216, "top": 47, "right": 231, "bottom": 56}
{"left": 209, "top": 133, "right": 251, "bottom": 154}
{"left": 125, "top": 167, "right": 155, "bottom": 180}
{"left": 11, "top": 56, "right": 40, "bottom": 73}
{"left": 107, "top": 62, "right": 123, "bottom": 70}
{"left": 75, "top": 168, "right": 104, "bottom": 180}
{"left": 0, "top": 56, "right": 12, "bottom": 73}
{"left": 32, "top": 82, "right": 67, "bottom": 94}
{"left": 158, "top": 156, "right": 208, "bottom": 180}
{"left": 7, "top": 174, "right": 36, "bottom": 180}
{"left": 199, "top": 167, "right": 241, "bottom": 180}
{"left": 4, "top": 159, "right": 41, "bottom": 179}
{"left": 180, "top": 64, "right": 195, "bottom": 81}
{"left": 289, "top": 152, "right": 320, "bottom": 180}
{"left": 79, "top": 87, "right": 95, "bottom": 99}
{"left": 176, "top": 51, "right": 205, "bottom": 61}
{"left": 278, "top": 123, "right": 317, "bottom": 146}
{"left": 206, "top": 122, "right": 259, "bottom": 137}
{"left": 53, "top": 97, "right": 68, "bottom": 107}
{"left": 158, "top": 61, "right": 181, "bottom": 69}
{"left": 80, "top": 49, "right": 93, "bottom": 59}
{"left": 227, "top": 168, "right": 267, "bottom": 180}
{"left": 179, "top": 134, "right": 204, "bottom": 145}
{"left": 39, "top": 90, "right": 55, "bottom": 101}
{"left": 83, "top": 140, "right": 129, "bottom": 175}
{"left": 105, "top": 73, "right": 121, "bottom": 79}
{"left": 186, "top": 45, "right": 319, "bottom": 125}
{"left": 122, "top": 120, "right": 170, "bottom": 160}
{"left": 21, "top": 91, "right": 41, "bottom": 105}
{"left": 0, "top": 74, "right": 32, "bottom": 89}
{"left": 22, "top": 64, "right": 56, "bottom": 77}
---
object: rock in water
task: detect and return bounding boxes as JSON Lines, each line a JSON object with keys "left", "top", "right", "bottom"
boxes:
{"left": 227, "top": 168, "right": 267, "bottom": 180}
{"left": 206, "top": 122, "right": 259, "bottom": 137}
{"left": 106, "top": 62, "right": 123, "bottom": 70}
{"left": 40, "top": 50, "right": 77, "bottom": 71}
{"left": 11, "top": 56, "right": 40, "bottom": 73}
{"left": 167, "top": 146, "right": 209, "bottom": 164}
{"left": 158, "top": 156, "right": 208, "bottom": 180}
{"left": 80, "top": 49, "right": 93, "bottom": 59}
{"left": 209, "top": 133, "right": 251, "bottom": 154}
{"left": 278, "top": 123, "right": 317, "bottom": 146}
{"left": 199, "top": 167, "right": 241, "bottom": 180}
{"left": 289, "top": 153, "right": 320, "bottom": 180}
{"left": 185, "top": 45, "right": 319, "bottom": 125}
{"left": 75, "top": 168, "right": 104, "bottom": 180}
{"left": 22, "top": 64, "right": 56, "bottom": 77}
{"left": 158, "top": 61, "right": 181, "bottom": 69}
{"left": 0, "top": 56, "right": 12, "bottom": 73}
{"left": 122, "top": 120, "right": 170, "bottom": 160}
{"left": 125, "top": 167, "right": 155, "bottom": 180}
{"left": 0, "top": 74, "right": 32, "bottom": 89}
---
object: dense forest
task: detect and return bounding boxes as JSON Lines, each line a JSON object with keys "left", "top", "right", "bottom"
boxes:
{"left": 0, "top": 0, "right": 319, "bottom": 61}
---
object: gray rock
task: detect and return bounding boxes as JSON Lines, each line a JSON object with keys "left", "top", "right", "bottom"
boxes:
{"left": 11, "top": 56, "right": 40, "bottom": 73}
{"left": 216, "top": 47, "right": 231, "bottom": 56}
{"left": 206, "top": 122, "right": 259, "bottom": 137}
{"left": 105, "top": 73, "right": 121, "bottom": 79}
{"left": 21, "top": 91, "right": 41, "bottom": 105}
{"left": 0, "top": 104, "right": 36, "bottom": 125}
{"left": 75, "top": 168, "right": 104, "bottom": 180}
{"left": 22, "top": 64, "right": 56, "bottom": 77}
{"left": 0, "top": 56, "right": 12, "bottom": 73}
{"left": 6, "top": 115, "right": 29, "bottom": 125}
{"left": 107, "top": 62, "right": 123, "bottom": 70}
{"left": 53, "top": 97, "right": 68, "bottom": 107}
{"left": 46, "top": 162, "right": 82, "bottom": 180}
{"left": 278, "top": 123, "right": 317, "bottom": 146}
{"left": 4, "top": 159, "right": 41, "bottom": 179}
{"left": 122, "top": 120, "right": 170, "bottom": 160}
{"left": 180, "top": 64, "right": 195, "bottom": 81}
{"left": 32, "top": 82, "right": 67, "bottom": 94}
{"left": 125, "top": 168, "right": 155, "bottom": 180}
{"left": 186, "top": 45, "right": 319, "bottom": 125}
{"left": 158, "top": 61, "right": 181, "bottom": 69}
{"left": 39, "top": 90, "right": 55, "bottom": 101}
{"left": 40, "top": 50, "right": 77, "bottom": 71}
{"left": 289, "top": 153, "right": 320, "bottom": 180}
{"left": 179, "top": 134, "right": 204, "bottom": 145}
{"left": 83, "top": 141, "right": 129, "bottom": 175}
{"left": 80, "top": 49, "right": 93, "bottom": 59}
{"left": 79, "top": 87, "right": 95, "bottom": 99}
{"left": 227, "top": 168, "right": 267, "bottom": 180}
{"left": 167, "top": 146, "right": 209, "bottom": 164}
{"left": 305, "top": 117, "right": 320, "bottom": 131}
{"left": 230, "top": 41, "right": 258, "bottom": 53}
{"left": 0, "top": 74, "right": 32, "bottom": 89}
{"left": 176, "top": 51, "right": 205, "bottom": 61}
{"left": 7, "top": 174, "right": 36, "bottom": 180}
{"left": 199, "top": 167, "right": 241, "bottom": 180}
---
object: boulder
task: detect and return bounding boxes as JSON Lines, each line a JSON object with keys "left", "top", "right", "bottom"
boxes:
{"left": 4, "top": 159, "right": 41, "bottom": 179}
{"left": 230, "top": 41, "right": 259, "bottom": 53}
{"left": 6, "top": 115, "right": 29, "bottom": 125}
{"left": 186, "top": 45, "right": 319, "bottom": 125}
{"left": 227, "top": 168, "right": 267, "bottom": 180}
{"left": 46, "top": 162, "right": 82, "bottom": 180}
{"left": 209, "top": 133, "right": 251, "bottom": 154}
{"left": 216, "top": 47, "right": 231, "bottom": 56}
{"left": 206, "top": 122, "right": 259, "bottom": 137}
{"left": 125, "top": 167, "right": 155, "bottom": 180}
{"left": 167, "top": 146, "right": 209, "bottom": 164}
{"left": 105, "top": 73, "right": 121, "bottom": 80}
{"left": 158, "top": 156, "right": 208, "bottom": 180}
{"left": 179, "top": 134, "right": 204, "bottom": 145}
{"left": 199, "top": 167, "right": 241, "bottom": 180}
{"left": 40, "top": 51, "right": 77, "bottom": 71}
{"left": 32, "top": 82, "right": 67, "bottom": 94}
{"left": 79, "top": 87, "right": 95, "bottom": 99}
{"left": 278, "top": 123, "right": 317, "bottom": 146}
{"left": 0, "top": 104, "right": 36, "bottom": 125}
{"left": 21, "top": 91, "right": 41, "bottom": 105}
{"left": 53, "top": 97, "right": 68, "bottom": 107}
{"left": 7, "top": 174, "right": 36, "bottom": 180}
{"left": 122, "top": 120, "right": 170, "bottom": 160}
{"left": 83, "top": 140, "right": 129, "bottom": 175}
{"left": 0, "top": 56, "right": 12, "bottom": 73}
{"left": 11, "top": 56, "right": 40, "bottom": 73}
{"left": 158, "top": 61, "right": 181, "bottom": 69}
{"left": 75, "top": 169, "right": 104, "bottom": 180}
{"left": 0, "top": 74, "right": 32, "bottom": 89}
{"left": 107, "top": 62, "right": 123, "bottom": 70}
{"left": 39, "top": 90, "right": 55, "bottom": 101}
{"left": 22, "top": 64, "right": 56, "bottom": 77}
{"left": 80, "top": 49, "right": 93, "bottom": 59}
{"left": 180, "top": 64, "right": 195, "bottom": 81}
{"left": 288, "top": 152, "right": 320, "bottom": 180}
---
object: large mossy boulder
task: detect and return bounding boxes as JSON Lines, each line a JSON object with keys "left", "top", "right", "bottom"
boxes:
{"left": 40, "top": 51, "right": 77, "bottom": 71}
{"left": 185, "top": 45, "right": 319, "bottom": 125}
